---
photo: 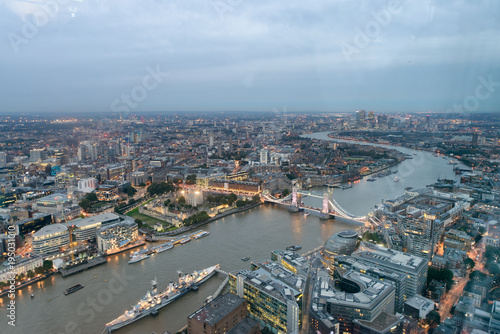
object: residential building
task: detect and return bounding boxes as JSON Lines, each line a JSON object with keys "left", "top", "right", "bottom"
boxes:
{"left": 96, "top": 220, "right": 138, "bottom": 253}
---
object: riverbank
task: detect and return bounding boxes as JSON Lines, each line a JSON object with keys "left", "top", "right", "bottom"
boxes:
{"left": 154, "top": 202, "right": 262, "bottom": 237}
{"left": 0, "top": 271, "right": 56, "bottom": 298}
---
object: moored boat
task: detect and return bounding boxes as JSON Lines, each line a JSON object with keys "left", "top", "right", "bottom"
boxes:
{"left": 128, "top": 252, "right": 150, "bottom": 264}
{"left": 105, "top": 265, "right": 219, "bottom": 332}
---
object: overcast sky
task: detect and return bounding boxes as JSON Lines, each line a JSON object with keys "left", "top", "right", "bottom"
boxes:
{"left": 1, "top": 0, "right": 499, "bottom": 114}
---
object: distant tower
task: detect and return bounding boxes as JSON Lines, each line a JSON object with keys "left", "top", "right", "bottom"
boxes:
{"left": 260, "top": 149, "right": 268, "bottom": 165}
{"left": 292, "top": 187, "right": 297, "bottom": 206}
{"left": 209, "top": 134, "right": 214, "bottom": 147}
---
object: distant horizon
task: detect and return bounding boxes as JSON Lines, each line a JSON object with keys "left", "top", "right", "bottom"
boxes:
{"left": 1, "top": 1, "right": 499, "bottom": 114}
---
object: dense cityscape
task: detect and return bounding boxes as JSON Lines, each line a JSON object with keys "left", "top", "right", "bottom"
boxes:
{"left": 0, "top": 111, "right": 499, "bottom": 334}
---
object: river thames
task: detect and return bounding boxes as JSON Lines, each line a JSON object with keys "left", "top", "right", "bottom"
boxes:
{"left": 0, "top": 132, "right": 466, "bottom": 334}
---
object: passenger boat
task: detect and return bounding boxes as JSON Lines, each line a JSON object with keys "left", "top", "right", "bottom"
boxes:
{"left": 128, "top": 252, "right": 150, "bottom": 264}
{"left": 194, "top": 231, "right": 210, "bottom": 239}
{"left": 241, "top": 257, "right": 250, "bottom": 261}
{"left": 151, "top": 243, "right": 173, "bottom": 254}
{"left": 64, "top": 284, "right": 84, "bottom": 295}
{"left": 286, "top": 245, "right": 301, "bottom": 251}
{"left": 394, "top": 176, "right": 400, "bottom": 182}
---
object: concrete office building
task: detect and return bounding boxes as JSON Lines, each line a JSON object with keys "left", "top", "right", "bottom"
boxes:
{"left": 32, "top": 224, "right": 70, "bottom": 255}
{"left": 229, "top": 260, "right": 305, "bottom": 334}
{"left": 312, "top": 268, "right": 395, "bottom": 333}
{"left": 352, "top": 242, "right": 428, "bottom": 299}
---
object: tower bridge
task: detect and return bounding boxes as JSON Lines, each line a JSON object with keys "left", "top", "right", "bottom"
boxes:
{"left": 263, "top": 188, "right": 376, "bottom": 226}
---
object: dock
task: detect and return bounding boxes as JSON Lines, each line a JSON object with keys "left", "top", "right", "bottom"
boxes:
{"left": 59, "top": 257, "right": 107, "bottom": 277}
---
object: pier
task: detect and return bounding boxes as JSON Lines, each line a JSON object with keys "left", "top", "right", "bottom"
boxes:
{"left": 59, "top": 257, "right": 107, "bottom": 277}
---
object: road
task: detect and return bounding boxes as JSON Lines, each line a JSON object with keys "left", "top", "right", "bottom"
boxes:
{"left": 439, "top": 273, "right": 469, "bottom": 320}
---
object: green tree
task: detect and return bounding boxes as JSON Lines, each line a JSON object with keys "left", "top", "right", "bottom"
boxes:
{"left": 426, "top": 310, "right": 441, "bottom": 327}
{"left": 27, "top": 270, "right": 35, "bottom": 279}
{"left": 178, "top": 196, "right": 186, "bottom": 205}
{"left": 85, "top": 192, "right": 98, "bottom": 202}
{"left": 186, "top": 174, "right": 197, "bottom": 185}
{"left": 282, "top": 189, "right": 290, "bottom": 197}
{"left": 35, "top": 266, "right": 45, "bottom": 275}
{"left": 139, "top": 182, "right": 146, "bottom": 187}
{"left": 464, "top": 258, "right": 475, "bottom": 270}
{"left": 252, "top": 195, "right": 260, "bottom": 203}
{"left": 79, "top": 198, "right": 91, "bottom": 210}
{"left": 427, "top": 267, "right": 454, "bottom": 290}
{"left": 135, "top": 219, "right": 143, "bottom": 228}
{"left": 164, "top": 199, "right": 171, "bottom": 206}
{"left": 125, "top": 186, "right": 137, "bottom": 197}
{"left": 42, "top": 260, "right": 53, "bottom": 272}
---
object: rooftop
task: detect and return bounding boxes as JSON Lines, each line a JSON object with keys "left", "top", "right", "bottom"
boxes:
{"left": 188, "top": 293, "right": 246, "bottom": 326}
{"left": 404, "top": 295, "right": 434, "bottom": 310}
{"left": 33, "top": 223, "right": 68, "bottom": 238}
{"left": 227, "top": 317, "right": 259, "bottom": 334}
{"left": 354, "top": 312, "right": 402, "bottom": 333}
{"left": 353, "top": 242, "right": 424, "bottom": 272}
{"left": 72, "top": 213, "right": 120, "bottom": 229}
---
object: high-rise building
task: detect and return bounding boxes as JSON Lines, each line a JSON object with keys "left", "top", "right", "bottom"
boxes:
{"left": 229, "top": 260, "right": 305, "bottom": 334}
{"left": 30, "top": 148, "right": 46, "bottom": 162}
{"left": 259, "top": 149, "right": 268, "bottom": 165}
{"left": 352, "top": 242, "right": 428, "bottom": 299}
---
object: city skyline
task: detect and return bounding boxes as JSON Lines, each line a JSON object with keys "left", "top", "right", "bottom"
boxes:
{"left": 1, "top": 1, "right": 499, "bottom": 113}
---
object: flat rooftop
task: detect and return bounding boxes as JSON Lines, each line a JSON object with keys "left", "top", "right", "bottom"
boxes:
{"left": 188, "top": 293, "right": 246, "bottom": 326}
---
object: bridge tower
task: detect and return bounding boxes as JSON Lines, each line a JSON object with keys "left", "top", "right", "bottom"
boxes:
{"left": 292, "top": 187, "right": 298, "bottom": 207}
{"left": 322, "top": 192, "right": 329, "bottom": 214}
{"left": 288, "top": 187, "right": 300, "bottom": 213}
{"left": 320, "top": 191, "right": 332, "bottom": 220}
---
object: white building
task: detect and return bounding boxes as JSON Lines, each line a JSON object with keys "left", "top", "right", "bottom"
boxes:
{"left": 32, "top": 224, "right": 70, "bottom": 255}
{"left": 260, "top": 149, "right": 268, "bottom": 165}
{"left": 97, "top": 220, "right": 138, "bottom": 253}
{"left": 186, "top": 191, "right": 204, "bottom": 207}
{"left": 77, "top": 178, "right": 98, "bottom": 193}
{"left": 72, "top": 213, "right": 121, "bottom": 241}
{"left": 0, "top": 254, "right": 43, "bottom": 282}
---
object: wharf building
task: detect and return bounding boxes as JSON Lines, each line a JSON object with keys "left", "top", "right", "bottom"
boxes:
{"left": 311, "top": 268, "right": 395, "bottom": 333}
{"left": 187, "top": 293, "right": 259, "bottom": 334}
{"left": 351, "top": 242, "right": 428, "bottom": 299}
{"left": 229, "top": 260, "right": 305, "bottom": 334}
{"left": 32, "top": 224, "right": 70, "bottom": 255}
{"left": 96, "top": 219, "right": 138, "bottom": 253}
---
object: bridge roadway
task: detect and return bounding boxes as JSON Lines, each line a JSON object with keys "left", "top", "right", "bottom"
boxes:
{"left": 262, "top": 193, "right": 373, "bottom": 226}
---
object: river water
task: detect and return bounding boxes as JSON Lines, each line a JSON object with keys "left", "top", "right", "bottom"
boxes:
{"left": 1, "top": 132, "right": 465, "bottom": 334}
